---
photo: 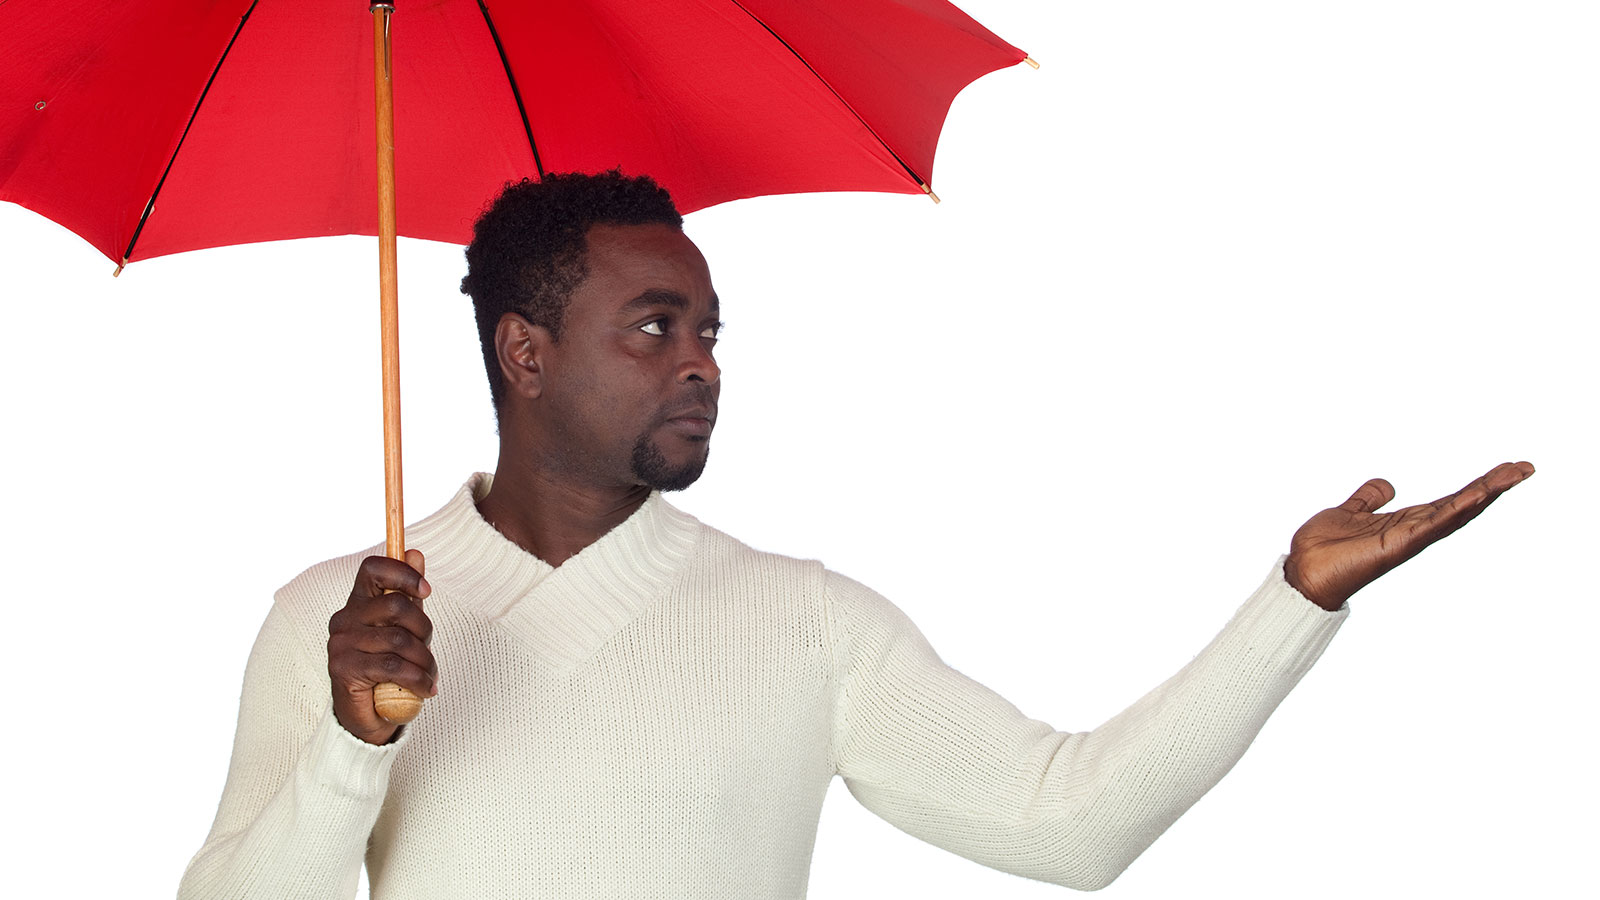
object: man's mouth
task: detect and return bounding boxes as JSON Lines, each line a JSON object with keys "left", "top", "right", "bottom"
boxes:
{"left": 662, "top": 404, "right": 716, "bottom": 437}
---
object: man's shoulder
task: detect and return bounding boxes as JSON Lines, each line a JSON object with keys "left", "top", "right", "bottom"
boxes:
{"left": 685, "top": 511, "right": 893, "bottom": 595}
{"left": 692, "top": 518, "right": 819, "bottom": 566}
{"left": 232, "top": 543, "right": 383, "bottom": 672}
{"left": 686, "top": 521, "right": 918, "bottom": 656}
{"left": 681, "top": 514, "right": 837, "bottom": 591}
{"left": 267, "top": 474, "right": 481, "bottom": 625}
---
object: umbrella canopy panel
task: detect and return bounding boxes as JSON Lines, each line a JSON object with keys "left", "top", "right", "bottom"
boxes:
{"left": 1, "top": 0, "right": 1024, "bottom": 265}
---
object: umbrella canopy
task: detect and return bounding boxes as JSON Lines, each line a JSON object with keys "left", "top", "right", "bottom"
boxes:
{"left": 1, "top": 0, "right": 1027, "bottom": 267}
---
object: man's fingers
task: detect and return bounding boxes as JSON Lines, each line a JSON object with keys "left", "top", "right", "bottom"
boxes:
{"left": 1427, "top": 461, "right": 1535, "bottom": 518}
{"left": 1385, "top": 461, "right": 1536, "bottom": 552}
{"left": 1338, "top": 478, "right": 1396, "bottom": 513}
{"left": 1491, "top": 460, "right": 1536, "bottom": 489}
{"left": 344, "top": 627, "right": 437, "bottom": 680}
{"left": 352, "top": 592, "right": 434, "bottom": 641}
{"left": 336, "top": 653, "right": 436, "bottom": 700}
{"left": 356, "top": 554, "right": 431, "bottom": 600}
{"left": 328, "top": 624, "right": 439, "bottom": 697}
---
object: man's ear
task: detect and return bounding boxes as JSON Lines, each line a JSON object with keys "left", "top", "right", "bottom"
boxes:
{"left": 495, "top": 312, "right": 551, "bottom": 401}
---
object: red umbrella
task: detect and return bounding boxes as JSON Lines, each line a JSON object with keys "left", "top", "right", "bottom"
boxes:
{"left": 1, "top": 0, "right": 1031, "bottom": 718}
{"left": 3, "top": 0, "right": 1030, "bottom": 260}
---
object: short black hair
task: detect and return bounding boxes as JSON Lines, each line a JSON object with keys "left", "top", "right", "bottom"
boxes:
{"left": 460, "top": 170, "right": 684, "bottom": 412}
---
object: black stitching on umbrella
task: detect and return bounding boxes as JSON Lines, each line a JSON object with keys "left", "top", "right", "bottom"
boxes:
{"left": 476, "top": 0, "right": 544, "bottom": 178}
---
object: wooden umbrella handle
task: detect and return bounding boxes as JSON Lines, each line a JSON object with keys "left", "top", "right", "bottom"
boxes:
{"left": 370, "top": 1, "right": 422, "bottom": 726}
{"left": 374, "top": 678, "right": 422, "bottom": 723}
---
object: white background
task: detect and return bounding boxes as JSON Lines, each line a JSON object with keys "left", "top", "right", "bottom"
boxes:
{"left": 2, "top": 1, "right": 1594, "bottom": 896}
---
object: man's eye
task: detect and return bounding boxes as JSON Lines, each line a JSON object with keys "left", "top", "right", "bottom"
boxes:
{"left": 700, "top": 321, "right": 724, "bottom": 341}
{"left": 640, "top": 319, "right": 667, "bottom": 336}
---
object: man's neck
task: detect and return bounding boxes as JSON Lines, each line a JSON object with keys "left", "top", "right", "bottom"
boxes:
{"left": 475, "top": 457, "right": 651, "bottom": 568}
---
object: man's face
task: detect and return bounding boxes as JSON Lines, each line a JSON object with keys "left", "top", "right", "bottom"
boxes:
{"left": 537, "top": 223, "right": 721, "bottom": 492}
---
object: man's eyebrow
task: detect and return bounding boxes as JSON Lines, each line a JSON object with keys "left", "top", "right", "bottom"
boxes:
{"left": 621, "top": 289, "right": 687, "bottom": 313}
{"left": 620, "top": 289, "right": 720, "bottom": 317}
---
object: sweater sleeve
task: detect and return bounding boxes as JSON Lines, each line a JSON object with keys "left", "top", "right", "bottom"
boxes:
{"left": 178, "top": 601, "right": 409, "bottom": 899}
{"left": 825, "top": 556, "right": 1347, "bottom": 891}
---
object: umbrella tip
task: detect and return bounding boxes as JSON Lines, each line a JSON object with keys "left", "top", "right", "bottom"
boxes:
{"left": 1023, "top": 56, "right": 1040, "bottom": 69}
{"left": 920, "top": 183, "right": 941, "bottom": 204}
{"left": 112, "top": 258, "right": 127, "bottom": 277}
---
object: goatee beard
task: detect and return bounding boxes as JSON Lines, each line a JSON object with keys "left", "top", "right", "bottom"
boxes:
{"left": 630, "top": 434, "right": 708, "bottom": 492}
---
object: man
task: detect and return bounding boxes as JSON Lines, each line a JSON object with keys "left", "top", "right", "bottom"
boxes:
{"left": 179, "top": 171, "right": 1532, "bottom": 898}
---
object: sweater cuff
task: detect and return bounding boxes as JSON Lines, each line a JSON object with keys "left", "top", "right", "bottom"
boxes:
{"left": 299, "top": 703, "right": 410, "bottom": 801}
{"left": 1267, "top": 553, "right": 1349, "bottom": 611}
{"left": 1225, "top": 555, "right": 1349, "bottom": 678}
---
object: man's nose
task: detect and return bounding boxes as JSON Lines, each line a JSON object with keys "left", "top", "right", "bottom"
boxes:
{"left": 677, "top": 335, "right": 720, "bottom": 385}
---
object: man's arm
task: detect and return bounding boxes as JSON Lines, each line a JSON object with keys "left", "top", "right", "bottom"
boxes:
{"left": 825, "top": 558, "right": 1342, "bottom": 890}
{"left": 177, "top": 603, "right": 406, "bottom": 900}
{"left": 826, "top": 462, "right": 1532, "bottom": 890}
{"left": 178, "top": 551, "right": 436, "bottom": 899}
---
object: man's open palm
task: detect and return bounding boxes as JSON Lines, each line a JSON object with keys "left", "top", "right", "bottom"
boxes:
{"left": 1283, "top": 461, "right": 1535, "bottom": 610}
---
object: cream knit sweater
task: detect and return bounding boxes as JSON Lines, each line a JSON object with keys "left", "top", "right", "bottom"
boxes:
{"left": 179, "top": 473, "right": 1346, "bottom": 898}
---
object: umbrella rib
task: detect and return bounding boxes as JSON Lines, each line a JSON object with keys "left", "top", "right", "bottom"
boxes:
{"left": 120, "top": 0, "right": 261, "bottom": 269}
{"left": 724, "top": 0, "right": 932, "bottom": 195}
{"left": 476, "top": 0, "right": 544, "bottom": 178}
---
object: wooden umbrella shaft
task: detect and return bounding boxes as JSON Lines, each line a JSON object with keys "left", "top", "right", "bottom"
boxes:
{"left": 375, "top": 2, "right": 402, "bottom": 560}
{"left": 371, "top": 1, "right": 423, "bottom": 725}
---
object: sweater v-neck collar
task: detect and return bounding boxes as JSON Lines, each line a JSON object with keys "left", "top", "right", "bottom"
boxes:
{"left": 405, "top": 472, "right": 701, "bottom": 675}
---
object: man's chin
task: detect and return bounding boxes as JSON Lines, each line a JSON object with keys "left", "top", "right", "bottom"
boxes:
{"left": 630, "top": 436, "right": 709, "bottom": 492}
